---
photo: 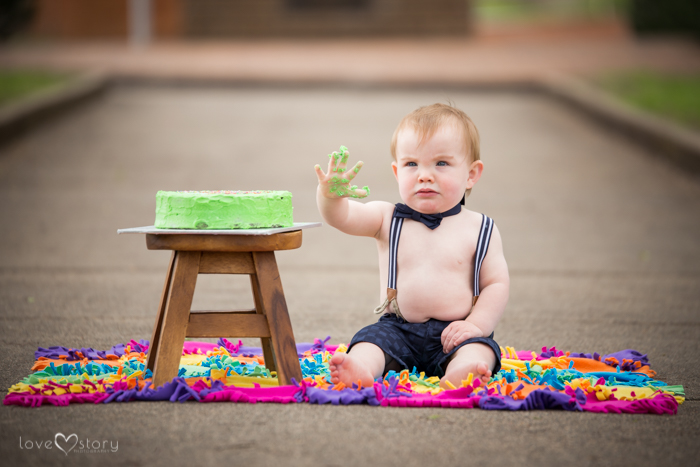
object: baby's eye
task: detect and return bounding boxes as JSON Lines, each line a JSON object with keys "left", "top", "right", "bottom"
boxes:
{"left": 406, "top": 162, "right": 417, "bottom": 167}
{"left": 436, "top": 161, "right": 448, "bottom": 166}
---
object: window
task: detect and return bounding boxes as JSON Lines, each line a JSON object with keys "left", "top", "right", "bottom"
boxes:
{"left": 287, "top": 0, "right": 369, "bottom": 10}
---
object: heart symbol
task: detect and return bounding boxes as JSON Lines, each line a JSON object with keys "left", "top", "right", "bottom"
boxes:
{"left": 54, "top": 433, "right": 78, "bottom": 455}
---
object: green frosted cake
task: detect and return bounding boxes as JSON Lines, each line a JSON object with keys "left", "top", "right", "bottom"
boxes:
{"left": 155, "top": 190, "right": 293, "bottom": 230}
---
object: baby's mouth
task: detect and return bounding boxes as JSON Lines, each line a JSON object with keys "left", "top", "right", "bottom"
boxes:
{"left": 416, "top": 188, "right": 438, "bottom": 196}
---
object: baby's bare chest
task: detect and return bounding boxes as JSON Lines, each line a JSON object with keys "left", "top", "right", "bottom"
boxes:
{"left": 395, "top": 219, "right": 479, "bottom": 273}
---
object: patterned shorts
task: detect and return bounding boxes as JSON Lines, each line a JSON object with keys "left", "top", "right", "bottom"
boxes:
{"left": 348, "top": 313, "right": 502, "bottom": 378}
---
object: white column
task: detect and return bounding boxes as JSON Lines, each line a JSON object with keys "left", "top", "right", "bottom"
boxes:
{"left": 129, "top": 0, "right": 152, "bottom": 47}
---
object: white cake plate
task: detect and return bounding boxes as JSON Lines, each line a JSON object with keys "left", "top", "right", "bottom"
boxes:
{"left": 117, "top": 222, "right": 322, "bottom": 236}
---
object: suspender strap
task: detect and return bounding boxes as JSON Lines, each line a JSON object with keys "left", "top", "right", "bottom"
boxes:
{"left": 472, "top": 214, "right": 494, "bottom": 305}
{"left": 387, "top": 213, "right": 404, "bottom": 290}
{"left": 374, "top": 208, "right": 403, "bottom": 315}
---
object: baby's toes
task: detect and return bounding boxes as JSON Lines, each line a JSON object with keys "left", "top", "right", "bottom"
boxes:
{"left": 476, "top": 362, "right": 492, "bottom": 383}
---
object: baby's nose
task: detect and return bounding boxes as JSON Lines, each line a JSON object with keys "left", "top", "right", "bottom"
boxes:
{"left": 418, "top": 169, "right": 434, "bottom": 182}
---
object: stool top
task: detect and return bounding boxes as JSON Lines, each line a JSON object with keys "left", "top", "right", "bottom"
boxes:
{"left": 118, "top": 222, "right": 321, "bottom": 236}
{"left": 119, "top": 223, "right": 320, "bottom": 252}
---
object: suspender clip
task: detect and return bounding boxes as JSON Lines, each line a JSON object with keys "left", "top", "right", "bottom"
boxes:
{"left": 374, "top": 288, "right": 404, "bottom": 320}
{"left": 374, "top": 288, "right": 397, "bottom": 314}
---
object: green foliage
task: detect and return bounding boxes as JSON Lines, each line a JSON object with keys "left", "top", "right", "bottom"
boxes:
{"left": 0, "top": 69, "right": 71, "bottom": 105}
{"left": 630, "top": 0, "right": 700, "bottom": 37}
{"left": 474, "top": 0, "right": 629, "bottom": 23}
{"left": 597, "top": 72, "right": 700, "bottom": 129}
{"left": 0, "top": 0, "right": 35, "bottom": 41}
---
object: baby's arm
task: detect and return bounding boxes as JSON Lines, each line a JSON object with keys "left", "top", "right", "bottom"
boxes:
{"left": 441, "top": 225, "right": 510, "bottom": 353}
{"left": 315, "top": 146, "right": 387, "bottom": 238}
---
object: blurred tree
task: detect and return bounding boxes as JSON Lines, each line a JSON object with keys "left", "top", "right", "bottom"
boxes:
{"left": 0, "top": 0, "right": 35, "bottom": 41}
{"left": 630, "top": 0, "right": 700, "bottom": 38}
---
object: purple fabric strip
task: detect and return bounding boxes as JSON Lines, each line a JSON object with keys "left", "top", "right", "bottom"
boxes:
{"left": 35, "top": 340, "right": 149, "bottom": 361}
{"left": 601, "top": 349, "right": 650, "bottom": 371}
{"left": 3, "top": 392, "right": 110, "bottom": 407}
{"left": 479, "top": 388, "right": 584, "bottom": 411}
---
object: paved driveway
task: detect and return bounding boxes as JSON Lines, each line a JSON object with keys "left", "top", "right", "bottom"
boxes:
{"left": 1, "top": 85, "right": 699, "bottom": 466}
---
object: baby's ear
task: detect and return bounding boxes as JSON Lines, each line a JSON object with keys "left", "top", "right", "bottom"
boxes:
{"left": 466, "top": 160, "right": 484, "bottom": 189}
{"left": 391, "top": 161, "right": 399, "bottom": 181}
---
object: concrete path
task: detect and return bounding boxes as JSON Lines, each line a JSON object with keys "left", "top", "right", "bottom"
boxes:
{"left": 1, "top": 85, "right": 699, "bottom": 465}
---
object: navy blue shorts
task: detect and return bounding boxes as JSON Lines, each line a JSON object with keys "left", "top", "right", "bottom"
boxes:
{"left": 348, "top": 313, "right": 502, "bottom": 378}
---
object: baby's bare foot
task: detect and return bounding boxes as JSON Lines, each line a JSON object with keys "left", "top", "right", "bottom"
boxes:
{"left": 474, "top": 362, "right": 492, "bottom": 384}
{"left": 329, "top": 352, "right": 375, "bottom": 387}
{"left": 440, "top": 361, "right": 492, "bottom": 389}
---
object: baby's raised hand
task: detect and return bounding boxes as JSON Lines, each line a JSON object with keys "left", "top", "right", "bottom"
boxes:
{"left": 441, "top": 320, "right": 484, "bottom": 354}
{"left": 314, "top": 145, "right": 370, "bottom": 199}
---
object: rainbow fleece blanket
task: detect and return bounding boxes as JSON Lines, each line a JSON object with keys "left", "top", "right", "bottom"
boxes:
{"left": 4, "top": 337, "right": 684, "bottom": 414}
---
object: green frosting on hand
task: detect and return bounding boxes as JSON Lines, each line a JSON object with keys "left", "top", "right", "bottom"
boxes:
{"left": 321, "top": 145, "right": 370, "bottom": 200}
{"left": 339, "top": 146, "right": 349, "bottom": 163}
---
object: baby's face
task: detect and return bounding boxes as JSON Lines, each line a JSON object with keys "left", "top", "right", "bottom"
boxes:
{"left": 393, "top": 122, "right": 476, "bottom": 214}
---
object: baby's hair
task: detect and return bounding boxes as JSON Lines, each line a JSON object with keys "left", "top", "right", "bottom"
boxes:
{"left": 390, "top": 102, "right": 481, "bottom": 196}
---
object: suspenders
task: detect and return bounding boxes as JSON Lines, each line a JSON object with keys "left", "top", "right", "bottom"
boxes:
{"left": 472, "top": 214, "right": 494, "bottom": 306}
{"left": 374, "top": 208, "right": 494, "bottom": 316}
{"left": 373, "top": 215, "right": 404, "bottom": 316}
{"left": 387, "top": 215, "right": 404, "bottom": 291}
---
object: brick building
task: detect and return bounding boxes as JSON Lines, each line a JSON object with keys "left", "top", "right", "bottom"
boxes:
{"left": 30, "top": 0, "right": 474, "bottom": 39}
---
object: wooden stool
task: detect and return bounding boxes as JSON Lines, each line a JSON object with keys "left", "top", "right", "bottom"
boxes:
{"left": 144, "top": 230, "right": 303, "bottom": 388}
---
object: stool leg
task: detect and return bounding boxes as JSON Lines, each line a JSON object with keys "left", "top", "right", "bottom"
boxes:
{"left": 250, "top": 275, "right": 277, "bottom": 373}
{"left": 147, "top": 251, "right": 176, "bottom": 372}
{"left": 251, "top": 251, "right": 302, "bottom": 386}
{"left": 151, "top": 251, "right": 201, "bottom": 388}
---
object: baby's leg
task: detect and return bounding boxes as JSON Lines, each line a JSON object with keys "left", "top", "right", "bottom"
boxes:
{"left": 441, "top": 342, "right": 496, "bottom": 389}
{"left": 329, "top": 342, "right": 385, "bottom": 387}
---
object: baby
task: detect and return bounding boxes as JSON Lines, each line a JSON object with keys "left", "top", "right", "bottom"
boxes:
{"left": 314, "top": 103, "right": 509, "bottom": 388}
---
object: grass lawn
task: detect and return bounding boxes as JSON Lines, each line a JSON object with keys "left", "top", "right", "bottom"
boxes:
{"left": 475, "top": 0, "right": 628, "bottom": 23}
{"left": 0, "top": 69, "right": 72, "bottom": 106}
{"left": 596, "top": 71, "right": 700, "bottom": 130}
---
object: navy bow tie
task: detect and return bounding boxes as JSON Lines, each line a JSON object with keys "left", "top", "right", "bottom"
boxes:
{"left": 394, "top": 200, "right": 462, "bottom": 230}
